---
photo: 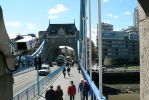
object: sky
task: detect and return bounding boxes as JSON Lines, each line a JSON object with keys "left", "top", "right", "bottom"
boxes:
{"left": 0, "top": 0, "right": 137, "bottom": 45}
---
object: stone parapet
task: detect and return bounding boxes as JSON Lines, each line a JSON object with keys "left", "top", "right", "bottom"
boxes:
{"left": 139, "top": 2, "right": 149, "bottom": 100}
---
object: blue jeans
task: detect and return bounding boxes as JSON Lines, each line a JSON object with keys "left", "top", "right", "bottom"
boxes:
{"left": 83, "top": 93, "right": 88, "bottom": 100}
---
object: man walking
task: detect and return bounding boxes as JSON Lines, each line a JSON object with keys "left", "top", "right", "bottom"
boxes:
{"left": 45, "top": 85, "right": 55, "bottom": 100}
{"left": 63, "top": 67, "right": 66, "bottom": 78}
{"left": 83, "top": 80, "right": 90, "bottom": 100}
{"left": 67, "top": 67, "right": 71, "bottom": 76}
{"left": 78, "top": 79, "right": 84, "bottom": 100}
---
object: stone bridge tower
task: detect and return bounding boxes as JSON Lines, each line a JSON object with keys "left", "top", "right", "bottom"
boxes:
{"left": 138, "top": 0, "right": 149, "bottom": 100}
{"left": 39, "top": 22, "right": 79, "bottom": 60}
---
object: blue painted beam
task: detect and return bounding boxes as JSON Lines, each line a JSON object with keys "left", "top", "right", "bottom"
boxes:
{"left": 79, "top": 0, "right": 85, "bottom": 60}
{"left": 79, "top": 62, "right": 106, "bottom": 100}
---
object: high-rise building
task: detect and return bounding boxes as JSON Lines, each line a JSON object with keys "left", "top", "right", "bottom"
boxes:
{"left": 96, "top": 22, "right": 139, "bottom": 66}
{"left": 102, "top": 23, "right": 113, "bottom": 32}
{"left": 133, "top": 7, "right": 139, "bottom": 32}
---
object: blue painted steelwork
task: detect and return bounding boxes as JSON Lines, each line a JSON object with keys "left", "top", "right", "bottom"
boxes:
{"left": 79, "top": 62, "right": 106, "bottom": 100}
{"left": 13, "top": 41, "right": 45, "bottom": 75}
{"left": 13, "top": 65, "right": 65, "bottom": 100}
{"left": 79, "top": 0, "right": 85, "bottom": 60}
{"left": 31, "top": 41, "right": 45, "bottom": 58}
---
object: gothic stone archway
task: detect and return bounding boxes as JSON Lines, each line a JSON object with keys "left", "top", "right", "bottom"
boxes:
{"left": 39, "top": 23, "right": 79, "bottom": 60}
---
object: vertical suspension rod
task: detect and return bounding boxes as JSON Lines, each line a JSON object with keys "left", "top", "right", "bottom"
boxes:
{"left": 85, "top": 0, "right": 88, "bottom": 71}
{"left": 98, "top": 0, "right": 103, "bottom": 96}
{"left": 89, "top": 0, "right": 92, "bottom": 79}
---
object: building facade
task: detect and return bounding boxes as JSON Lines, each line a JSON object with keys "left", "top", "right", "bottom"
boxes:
{"left": 102, "top": 31, "right": 139, "bottom": 66}
{"left": 39, "top": 23, "right": 79, "bottom": 60}
{"left": 133, "top": 7, "right": 139, "bottom": 32}
{"left": 102, "top": 23, "right": 113, "bottom": 32}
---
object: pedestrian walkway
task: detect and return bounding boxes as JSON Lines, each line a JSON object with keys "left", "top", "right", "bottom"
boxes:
{"left": 34, "top": 65, "right": 90, "bottom": 100}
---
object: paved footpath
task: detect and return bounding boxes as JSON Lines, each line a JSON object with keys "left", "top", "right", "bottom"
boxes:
{"left": 33, "top": 65, "right": 90, "bottom": 100}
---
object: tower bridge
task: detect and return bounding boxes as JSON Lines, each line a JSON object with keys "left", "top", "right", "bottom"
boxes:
{"left": 0, "top": 0, "right": 149, "bottom": 100}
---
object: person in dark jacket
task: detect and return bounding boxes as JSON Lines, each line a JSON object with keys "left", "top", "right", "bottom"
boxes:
{"left": 67, "top": 67, "right": 71, "bottom": 76}
{"left": 45, "top": 85, "right": 55, "bottom": 100}
{"left": 78, "top": 79, "right": 84, "bottom": 100}
{"left": 63, "top": 68, "right": 66, "bottom": 78}
{"left": 82, "top": 80, "right": 90, "bottom": 100}
{"left": 55, "top": 85, "right": 63, "bottom": 100}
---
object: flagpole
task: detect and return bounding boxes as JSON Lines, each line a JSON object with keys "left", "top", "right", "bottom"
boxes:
{"left": 98, "top": 0, "right": 103, "bottom": 96}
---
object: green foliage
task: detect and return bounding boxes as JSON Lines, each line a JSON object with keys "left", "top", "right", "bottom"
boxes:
{"left": 103, "top": 56, "right": 112, "bottom": 67}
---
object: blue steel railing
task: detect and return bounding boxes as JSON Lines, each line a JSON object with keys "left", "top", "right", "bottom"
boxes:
{"left": 79, "top": 62, "right": 106, "bottom": 100}
{"left": 13, "top": 41, "right": 45, "bottom": 75}
{"left": 31, "top": 41, "right": 45, "bottom": 58}
{"left": 13, "top": 66, "right": 34, "bottom": 76}
{"left": 13, "top": 65, "right": 65, "bottom": 100}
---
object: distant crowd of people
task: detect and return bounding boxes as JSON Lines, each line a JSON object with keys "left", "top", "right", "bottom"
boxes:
{"left": 45, "top": 79, "right": 90, "bottom": 100}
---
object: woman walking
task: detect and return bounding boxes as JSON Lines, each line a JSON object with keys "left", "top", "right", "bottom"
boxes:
{"left": 67, "top": 81, "right": 76, "bottom": 100}
{"left": 55, "top": 85, "right": 63, "bottom": 100}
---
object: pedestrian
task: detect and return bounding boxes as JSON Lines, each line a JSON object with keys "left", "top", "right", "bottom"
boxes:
{"left": 77, "top": 66, "right": 81, "bottom": 73}
{"left": 68, "top": 81, "right": 76, "bottom": 100}
{"left": 78, "top": 79, "right": 84, "bottom": 100}
{"left": 45, "top": 85, "right": 55, "bottom": 100}
{"left": 55, "top": 85, "right": 63, "bottom": 100}
{"left": 67, "top": 67, "right": 71, "bottom": 76}
{"left": 66, "top": 62, "right": 69, "bottom": 67}
{"left": 63, "top": 67, "right": 66, "bottom": 78}
{"left": 82, "top": 80, "right": 90, "bottom": 100}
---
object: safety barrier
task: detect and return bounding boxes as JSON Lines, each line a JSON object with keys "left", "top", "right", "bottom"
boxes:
{"left": 13, "top": 65, "right": 65, "bottom": 100}
{"left": 13, "top": 41, "right": 45, "bottom": 76}
{"left": 13, "top": 66, "right": 35, "bottom": 76}
{"left": 79, "top": 62, "right": 106, "bottom": 100}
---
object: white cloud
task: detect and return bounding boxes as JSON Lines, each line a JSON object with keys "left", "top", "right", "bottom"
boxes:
{"left": 103, "top": 20, "right": 110, "bottom": 23}
{"left": 48, "top": 4, "right": 67, "bottom": 15}
{"left": 6, "top": 21, "right": 22, "bottom": 28}
{"left": 107, "top": 13, "right": 113, "bottom": 17}
{"left": 123, "top": 11, "right": 131, "bottom": 15}
{"left": 91, "top": 28, "right": 98, "bottom": 46}
{"left": 107, "top": 13, "right": 119, "bottom": 19}
{"left": 86, "top": 28, "right": 97, "bottom": 46}
{"left": 27, "top": 23, "right": 36, "bottom": 30}
{"left": 49, "top": 15, "right": 58, "bottom": 19}
{"left": 8, "top": 32, "right": 18, "bottom": 39}
{"left": 103, "top": 0, "right": 109, "bottom": 3}
{"left": 113, "top": 16, "right": 119, "bottom": 18}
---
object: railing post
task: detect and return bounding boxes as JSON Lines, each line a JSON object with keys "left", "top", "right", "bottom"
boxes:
{"left": 46, "top": 76, "right": 47, "bottom": 85}
{"left": 17, "top": 94, "right": 20, "bottom": 100}
{"left": 37, "top": 64, "right": 40, "bottom": 95}
{"left": 33, "top": 85, "right": 35, "bottom": 97}
{"left": 26, "top": 88, "right": 29, "bottom": 100}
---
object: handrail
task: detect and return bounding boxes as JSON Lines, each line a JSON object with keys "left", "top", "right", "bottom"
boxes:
{"left": 13, "top": 65, "right": 65, "bottom": 100}
{"left": 31, "top": 41, "right": 45, "bottom": 58}
{"left": 79, "top": 62, "right": 106, "bottom": 100}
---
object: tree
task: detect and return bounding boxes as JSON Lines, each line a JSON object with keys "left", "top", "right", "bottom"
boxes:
{"left": 87, "top": 38, "right": 98, "bottom": 61}
{"left": 103, "top": 56, "right": 112, "bottom": 67}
